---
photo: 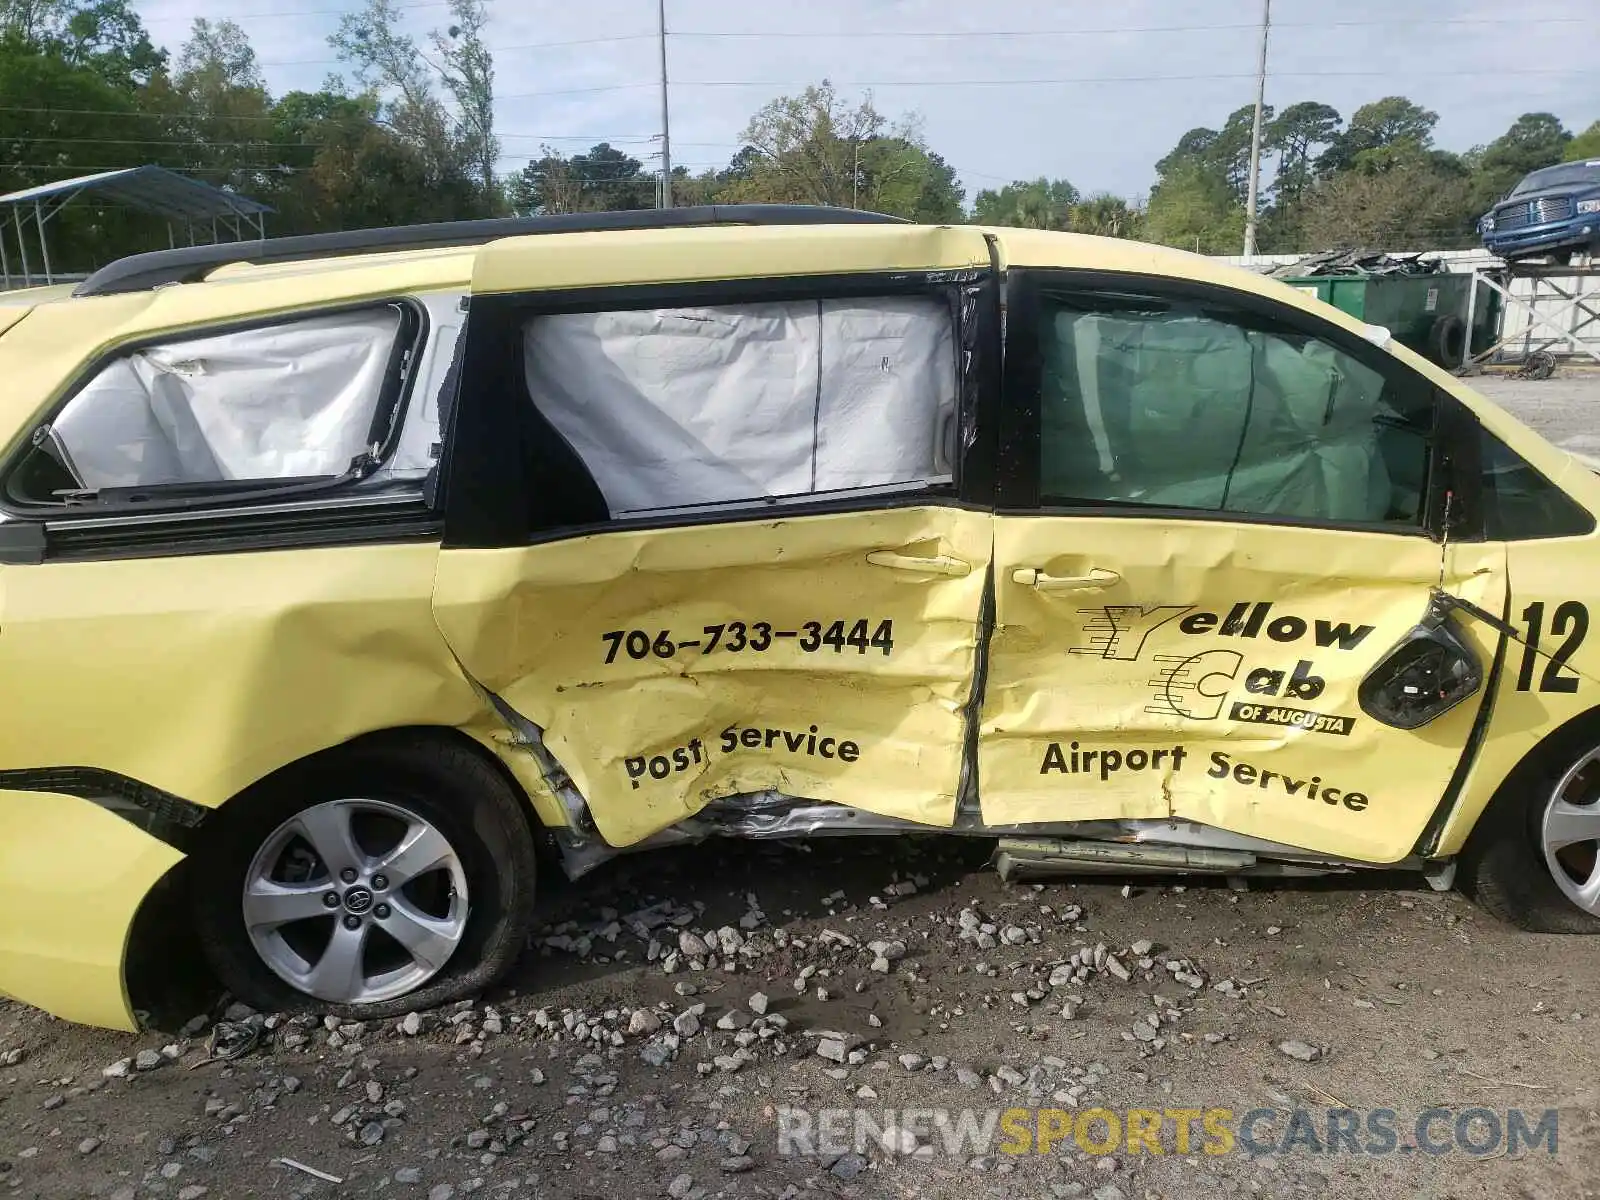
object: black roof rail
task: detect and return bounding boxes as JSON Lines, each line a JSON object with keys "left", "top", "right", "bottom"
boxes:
{"left": 73, "top": 204, "right": 909, "bottom": 297}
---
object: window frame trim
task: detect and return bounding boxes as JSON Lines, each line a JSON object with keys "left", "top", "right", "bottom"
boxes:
{"left": 0, "top": 297, "right": 430, "bottom": 522}
{"left": 439, "top": 268, "right": 998, "bottom": 550}
{"left": 998, "top": 267, "right": 1478, "bottom": 540}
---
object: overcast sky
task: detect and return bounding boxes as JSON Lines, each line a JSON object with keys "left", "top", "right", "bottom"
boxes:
{"left": 134, "top": 0, "right": 1599, "bottom": 202}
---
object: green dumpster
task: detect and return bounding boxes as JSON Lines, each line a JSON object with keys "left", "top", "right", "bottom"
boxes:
{"left": 1278, "top": 272, "right": 1497, "bottom": 368}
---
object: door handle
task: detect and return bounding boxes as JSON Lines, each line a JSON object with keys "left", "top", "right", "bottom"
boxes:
{"left": 867, "top": 551, "right": 972, "bottom": 578}
{"left": 1011, "top": 566, "right": 1122, "bottom": 592}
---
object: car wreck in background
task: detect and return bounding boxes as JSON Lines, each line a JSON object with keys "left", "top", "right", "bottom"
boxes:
{"left": 1479, "top": 160, "right": 1600, "bottom": 263}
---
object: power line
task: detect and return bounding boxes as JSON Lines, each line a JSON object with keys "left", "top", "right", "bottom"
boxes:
{"left": 0, "top": 104, "right": 303, "bottom": 122}
{"left": 499, "top": 65, "right": 1587, "bottom": 100}
{"left": 668, "top": 15, "right": 1590, "bottom": 38}
{"left": 664, "top": 68, "right": 1589, "bottom": 89}
{"left": 0, "top": 107, "right": 738, "bottom": 148}
{"left": 194, "top": 14, "right": 1595, "bottom": 64}
{"left": 0, "top": 162, "right": 292, "bottom": 172}
{"left": 140, "top": 0, "right": 450, "bottom": 21}
{"left": 1, "top": 136, "right": 326, "bottom": 148}
{"left": 495, "top": 84, "right": 658, "bottom": 100}
{"left": 255, "top": 32, "right": 659, "bottom": 67}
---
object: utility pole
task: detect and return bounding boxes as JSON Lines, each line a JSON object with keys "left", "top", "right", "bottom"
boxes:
{"left": 1243, "top": 0, "right": 1271, "bottom": 259}
{"left": 658, "top": 0, "right": 672, "bottom": 208}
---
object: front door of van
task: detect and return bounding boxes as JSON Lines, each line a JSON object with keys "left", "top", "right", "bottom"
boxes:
{"left": 978, "top": 271, "right": 1507, "bottom": 864}
{"left": 431, "top": 226, "right": 998, "bottom": 848}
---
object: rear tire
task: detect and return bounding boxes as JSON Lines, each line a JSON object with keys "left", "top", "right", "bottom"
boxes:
{"left": 192, "top": 733, "right": 539, "bottom": 1016}
{"left": 1460, "top": 734, "right": 1600, "bottom": 934}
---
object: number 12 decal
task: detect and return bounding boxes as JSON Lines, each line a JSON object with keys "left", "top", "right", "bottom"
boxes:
{"left": 1515, "top": 601, "right": 1589, "bottom": 693}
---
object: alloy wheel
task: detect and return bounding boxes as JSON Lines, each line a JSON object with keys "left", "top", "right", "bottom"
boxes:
{"left": 242, "top": 798, "right": 470, "bottom": 1004}
{"left": 1541, "top": 749, "right": 1600, "bottom": 916}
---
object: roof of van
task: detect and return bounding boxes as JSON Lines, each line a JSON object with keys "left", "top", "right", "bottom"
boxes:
{"left": 73, "top": 205, "right": 909, "bottom": 296}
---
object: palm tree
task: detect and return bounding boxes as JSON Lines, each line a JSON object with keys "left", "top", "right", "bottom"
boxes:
{"left": 1069, "top": 193, "right": 1142, "bottom": 238}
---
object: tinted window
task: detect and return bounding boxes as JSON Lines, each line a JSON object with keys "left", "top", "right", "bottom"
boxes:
{"left": 1036, "top": 292, "right": 1432, "bottom": 526}
{"left": 1480, "top": 427, "right": 1595, "bottom": 540}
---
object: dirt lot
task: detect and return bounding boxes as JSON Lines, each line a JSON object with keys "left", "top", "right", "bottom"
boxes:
{"left": 1474, "top": 366, "right": 1600, "bottom": 457}
{"left": 4, "top": 367, "right": 1600, "bottom": 1200}
{"left": 4, "top": 841, "right": 1598, "bottom": 1200}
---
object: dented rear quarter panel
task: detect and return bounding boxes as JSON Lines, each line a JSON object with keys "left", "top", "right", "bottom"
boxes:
{"left": 0, "top": 251, "right": 495, "bottom": 808}
{"left": 0, "top": 254, "right": 512, "bottom": 1026}
{"left": 0, "top": 538, "right": 517, "bottom": 1027}
{"left": 0, "top": 542, "right": 491, "bottom": 808}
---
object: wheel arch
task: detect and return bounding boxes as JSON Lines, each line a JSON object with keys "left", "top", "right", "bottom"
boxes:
{"left": 125, "top": 723, "right": 556, "bottom": 1021}
{"left": 1438, "top": 701, "right": 1600, "bottom": 859}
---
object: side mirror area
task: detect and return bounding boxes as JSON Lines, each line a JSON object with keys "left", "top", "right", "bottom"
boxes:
{"left": 1358, "top": 594, "right": 1484, "bottom": 730}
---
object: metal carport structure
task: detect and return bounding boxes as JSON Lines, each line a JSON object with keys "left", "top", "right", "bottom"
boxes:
{"left": 0, "top": 165, "right": 271, "bottom": 288}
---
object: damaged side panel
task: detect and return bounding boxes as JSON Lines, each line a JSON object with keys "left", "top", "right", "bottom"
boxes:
{"left": 0, "top": 542, "right": 492, "bottom": 811}
{"left": 431, "top": 506, "right": 992, "bottom": 848}
{"left": 980, "top": 516, "right": 1507, "bottom": 863}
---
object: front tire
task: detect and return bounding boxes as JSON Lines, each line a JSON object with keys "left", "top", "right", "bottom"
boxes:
{"left": 1460, "top": 735, "right": 1600, "bottom": 934}
{"left": 192, "top": 734, "right": 538, "bottom": 1016}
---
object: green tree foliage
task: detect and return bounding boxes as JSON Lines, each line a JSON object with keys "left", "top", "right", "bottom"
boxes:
{"left": 0, "top": 33, "right": 147, "bottom": 267}
{"left": 3, "top": 9, "right": 1592, "bottom": 279}
{"left": 3, "top": 0, "right": 164, "bottom": 87}
{"left": 1265, "top": 101, "right": 1340, "bottom": 205}
{"left": 1161, "top": 97, "right": 1590, "bottom": 253}
{"left": 1157, "top": 105, "right": 1263, "bottom": 203}
{"left": 509, "top": 142, "right": 654, "bottom": 214}
{"left": 1480, "top": 112, "right": 1571, "bottom": 181}
{"left": 1317, "top": 95, "right": 1437, "bottom": 174}
{"left": 431, "top": 0, "right": 495, "bottom": 200}
{"left": 1069, "top": 193, "right": 1142, "bottom": 239}
{"left": 508, "top": 84, "right": 965, "bottom": 220}
{"left": 1143, "top": 159, "right": 1244, "bottom": 254}
{"left": 724, "top": 81, "right": 882, "bottom": 208}
{"left": 145, "top": 19, "right": 275, "bottom": 193}
{"left": 1463, "top": 111, "right": 1572, "bottom": 214}
{"left": 269, "top": 87, "right": 469, "bottom": 232}
{"left": 860, "top": 140, "right": 964, "bottom": 222}
{"left": 972, "top": 178, "right": 1079, "bottom": 229}
{"left": 719, "top": 81, "right": 963, "bottom": 219}
{"left": 329, "top": 0, "right": 498, "bottom": 216}
{"left": 1296, "top": 155, "right": 1479, "bottom": 250}
{"left": 969, "top": 181, "right": 1142, "bottom": 238}
{"left": 668, "top": 147, "right": 762, "bottom": 209}
{"left": 1565, "top": 121, "right": 1600, "bottom": 161}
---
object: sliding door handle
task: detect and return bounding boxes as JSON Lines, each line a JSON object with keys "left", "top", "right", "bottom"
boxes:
{"left": 1011, "top": 566, "right": 1121, "bottom": 592}
{"left": 867, "top": 551, "right": 972, "bottom": 578}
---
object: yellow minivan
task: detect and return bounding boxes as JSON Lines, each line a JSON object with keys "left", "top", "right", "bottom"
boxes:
{"left": 4, "top": 206, "right": 1600, "bottom": 1032}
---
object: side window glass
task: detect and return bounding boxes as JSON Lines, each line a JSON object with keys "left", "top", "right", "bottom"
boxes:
{"left": 523, "top": 297, "right": 957, "bottom": 518}
{"left": 9, "top": 306, "right": 409, "bottom": 506}
{"left": 1480, "top": 426, "right": 1596, "bottom": 540}
{"left": 1037, "top": 292, "right": 1432, "bottom": 526}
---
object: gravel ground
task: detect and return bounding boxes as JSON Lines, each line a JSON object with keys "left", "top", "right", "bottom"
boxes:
{"left": 4, "top": 372, "right": 1600, "bottom": 1200}
{"left": 1472, "top": 366, "right": 1600, "bottom": 458}
{"left": 3, "top": 839, "right": 1598, "bottom": 1200}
